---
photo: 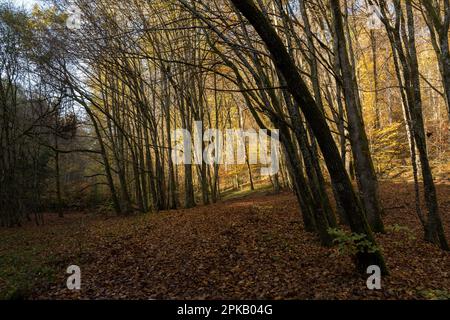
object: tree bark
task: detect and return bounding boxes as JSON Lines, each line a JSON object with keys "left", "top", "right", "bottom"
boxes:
{"left": 229, "top": 0, "right": 387, "bottom": 273}
{"left": 330, "top": 0, "right": 385, "bottom": 233}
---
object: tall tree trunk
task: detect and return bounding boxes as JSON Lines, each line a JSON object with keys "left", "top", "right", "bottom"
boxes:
{"left": 229, "top": 0, "right": 387, "bottom": 274}
{"left": 330, "top": 0, "right": 385, "bottom": 233}
{"left": 404, "top": 0, "right": 449, "bottom": 250}
{"left": 163, "top": 68, "right": 178, "bottom": 210}
{"left": 370, "top": 30, "right": 381, "bottom": 129}
{"left": 84, "top": 107, "right": 121, "bottom": 215}
{"left": 54, "top": 129, "right": 63, "bottom": 218}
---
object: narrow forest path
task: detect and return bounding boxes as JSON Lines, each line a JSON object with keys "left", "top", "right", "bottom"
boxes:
{"left": 1, "top": 182, "right": 449, "bottom": 300}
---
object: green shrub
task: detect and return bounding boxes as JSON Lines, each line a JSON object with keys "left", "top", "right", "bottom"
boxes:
{"left": 328, "top": 228, "right": 380, "bottom": 257}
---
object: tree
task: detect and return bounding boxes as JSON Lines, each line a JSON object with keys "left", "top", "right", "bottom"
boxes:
{"left": 375, "top": 0, "right": 449, "bottom": 250}
{"left": 227, "top": 0, "right": 387, "bottom": 274}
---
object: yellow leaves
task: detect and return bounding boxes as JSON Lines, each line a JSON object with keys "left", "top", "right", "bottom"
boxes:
{"left": 30, "top": 5, "right": 63, "bottom": 30}
{"left": 370, "top": 122, "right": 409, "bottom": 176}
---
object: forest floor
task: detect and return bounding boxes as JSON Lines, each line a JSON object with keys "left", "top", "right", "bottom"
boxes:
{"left": 1, "top": 182, "right": 450, "bottom": 300}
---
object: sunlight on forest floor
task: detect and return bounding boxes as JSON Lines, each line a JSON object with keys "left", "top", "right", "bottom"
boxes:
{"left": 1, "top": 182, "right": 449, "bottom": 300}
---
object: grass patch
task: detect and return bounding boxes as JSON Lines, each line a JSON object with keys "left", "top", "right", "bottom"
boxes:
{"left": 0, "top": 245, "right": 57, "bottom": 299}
{"left": 221, "top": 183, "right": 273, "bottom": 201}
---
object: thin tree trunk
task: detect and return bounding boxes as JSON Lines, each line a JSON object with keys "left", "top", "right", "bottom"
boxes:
{"left": 330, "top": 0, "right": 385, "bottom": 233}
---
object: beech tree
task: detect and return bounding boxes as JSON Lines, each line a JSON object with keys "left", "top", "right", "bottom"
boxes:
{"left": 226, "top": 0, "right": 387, "bottom": 273}
{"left": 3, "top": 0, "right": 450, "bottom": 278}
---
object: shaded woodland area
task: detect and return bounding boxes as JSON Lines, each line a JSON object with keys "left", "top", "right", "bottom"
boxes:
{"left": 0, "top": 0, "right": 449, "bottom": 300}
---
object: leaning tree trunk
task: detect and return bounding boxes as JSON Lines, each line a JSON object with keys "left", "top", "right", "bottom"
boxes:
{"left": 229, "top": 0, "right": 387, "bottom": 274}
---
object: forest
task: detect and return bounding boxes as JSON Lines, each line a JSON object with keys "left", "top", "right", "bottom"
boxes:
{"left": 0, "top": 0, "right": 449, "bottom": 300}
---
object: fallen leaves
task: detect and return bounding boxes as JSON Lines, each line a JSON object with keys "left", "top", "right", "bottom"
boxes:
{"left": 0, "top": 182, "right": 449, "bottom": 300}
